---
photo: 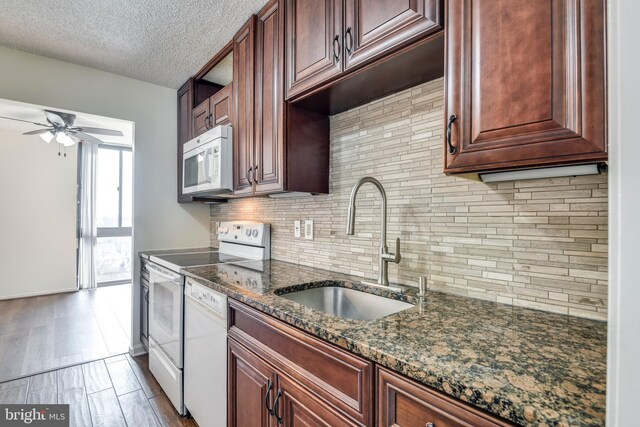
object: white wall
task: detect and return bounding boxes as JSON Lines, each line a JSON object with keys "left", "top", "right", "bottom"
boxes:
{"left": 0, "top": 46, "right": 211, "bottom": 352}
{"left": 0, "top": 129, "right": 78, "bottom": 298}
{"left": 607, "top": 0, "right": 640, "bottom": 425}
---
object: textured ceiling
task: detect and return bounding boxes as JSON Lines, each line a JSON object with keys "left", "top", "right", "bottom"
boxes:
{"left": 0, "top": 0, "right": 268, "bottom": 89}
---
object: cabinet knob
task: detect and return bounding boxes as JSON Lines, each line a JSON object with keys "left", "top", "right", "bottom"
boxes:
{"left": 333, "top": 35, "right": 341, "bottom": 61}
{"left": 426, "top": 423, "right": 435, "bottom": 427}
{"left": 446, "top": 114, "right": 458, "bottom": 154}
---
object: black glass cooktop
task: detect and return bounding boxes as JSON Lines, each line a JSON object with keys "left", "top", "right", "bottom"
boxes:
{"left": 153, "top": 251, "right": 247, "bottom": 268}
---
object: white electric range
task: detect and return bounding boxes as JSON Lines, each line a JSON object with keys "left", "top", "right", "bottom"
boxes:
{"left": 146, "top": 221, "right": 270, "bottom": 416}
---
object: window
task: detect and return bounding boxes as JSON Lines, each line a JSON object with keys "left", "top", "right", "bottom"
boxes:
{"left": 96, "top": 145, "right": 132, "bottom": 285}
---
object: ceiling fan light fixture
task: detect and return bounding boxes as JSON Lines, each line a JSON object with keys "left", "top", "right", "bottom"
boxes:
{"left": 56, "top": 132, "right": 76, "bottom": 147}
{"left": 39, "top": 131, "right": 55, "bottom": 143}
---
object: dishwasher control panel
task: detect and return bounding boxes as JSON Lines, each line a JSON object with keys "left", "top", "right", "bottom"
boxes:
{"left": 185, "top": 279, "right": 226, "bottom": 317}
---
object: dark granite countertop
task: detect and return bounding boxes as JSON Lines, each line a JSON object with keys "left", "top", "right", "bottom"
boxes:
{"left": 181, "top": 259, "right": 606, "bottom": 427}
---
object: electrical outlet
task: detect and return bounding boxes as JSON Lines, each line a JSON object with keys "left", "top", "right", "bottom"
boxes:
{"left": 304, "top": 220, "right": 314, "bottom": 240}
{"left": 294, "top": 220, "right": 301, "bottom": 238}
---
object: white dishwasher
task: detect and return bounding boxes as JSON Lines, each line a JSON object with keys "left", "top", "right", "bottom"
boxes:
{"left": 184, "top": 278, "right": 227, "bottom": 427}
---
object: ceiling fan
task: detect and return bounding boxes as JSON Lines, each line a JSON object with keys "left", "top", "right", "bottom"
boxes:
{"left": 0, "top": 109, "right": 124, "bottom": 147}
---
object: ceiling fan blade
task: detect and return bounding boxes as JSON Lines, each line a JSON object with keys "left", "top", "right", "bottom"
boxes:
{"left": 74, "top": 131, "right": 104, "bottom": 145}
{"left": 0, "top": 115, "right": 50, "bottom": 127}
{"left": 77, "top": 127, "right": 124, "bottom": 137}
{"left": 23, "top": 128, "right": 52, "bottom": 135}
{"left": 45, "top": 110, "right": 76, "bottom": 127}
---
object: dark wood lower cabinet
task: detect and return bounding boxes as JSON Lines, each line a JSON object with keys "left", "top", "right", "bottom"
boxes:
{"left": 228, "top": 301, "right": 514, "bottom": 427}
{"left": 228, "top": 338, "right": 276, "bottom": 427}
{"left": 278, "top": 375, "right": 359, "bottom": 427}
{"left": 377, "top": 367, "right": 513, "bottom": 427}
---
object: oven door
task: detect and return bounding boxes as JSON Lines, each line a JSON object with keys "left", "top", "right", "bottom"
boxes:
{"left": 182, "top": 141, "right": 220, "bottom": 195}
{"left": 148, "top": 262, "right": 184, "bottom": 368}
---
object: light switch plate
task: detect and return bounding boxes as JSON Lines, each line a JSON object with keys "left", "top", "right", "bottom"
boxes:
{"left": 294, "top": 220, "right": 301, "bottom": 238}
{"left": 304, "top": 220, "right": 314, "bottom": 240}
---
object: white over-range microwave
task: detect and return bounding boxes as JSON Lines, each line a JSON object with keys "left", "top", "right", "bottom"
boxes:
{"left": 182, "top": 125, "right": 233, "bottom": 196}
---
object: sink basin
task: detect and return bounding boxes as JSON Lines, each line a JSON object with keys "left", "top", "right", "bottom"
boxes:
{"left": 278, "top": 285, "right": 413, "bottom": 320}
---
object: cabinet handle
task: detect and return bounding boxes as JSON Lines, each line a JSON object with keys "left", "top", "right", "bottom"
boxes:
{"left": 144, "top": 291, "right": 149, "bottom": 302}
{"left": 426, "top": 423, "right": 435, "bottom": 427}
{"left": 333, "top": 35, "right": 341, "bottom": 61}
{"left": 273, "top": 388, "right": 283, "bottom": 424}
{"left": 247, "top": 167, "right": 253, "bottom": 185}
{"left": 264, "top": 379, "right": 274, "bottom": 416}
{"left": 208, "top": 113, "right": 213, "bottom": 128}
{"left": 253, "top": 165, "right": 259, "bottom": 184}
{"left": 345, "top": 27, "right": 353, "bottom": 54}
{"left": 446, "top": 114, "right": 458, "bottom": 154}
{"left": 204, "top": 114, "right": 210, "bottom": 129}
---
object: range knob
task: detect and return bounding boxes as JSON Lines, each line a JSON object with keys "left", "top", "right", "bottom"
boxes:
{"left": 252, "top": 229, "right": 259, "bottom": 237}
{"left": 245, "top": 229, "right": 252, "bottom": 237}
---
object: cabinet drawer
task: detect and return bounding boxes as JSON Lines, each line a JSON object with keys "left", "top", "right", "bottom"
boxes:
{"left": 378, "top": 367, "right": 512, "bottom": 427}
{"left": 228, "top": 300, "right": 373, "bottom": 426}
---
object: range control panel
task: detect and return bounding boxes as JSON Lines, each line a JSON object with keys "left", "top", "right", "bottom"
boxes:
{"left": 217, "top": 221, "right": 270, "bottom": 247}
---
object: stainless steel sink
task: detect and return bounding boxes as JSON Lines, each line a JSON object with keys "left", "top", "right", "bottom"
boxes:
{"left": 278, "top": 286, "right": 413, "bottom": 320}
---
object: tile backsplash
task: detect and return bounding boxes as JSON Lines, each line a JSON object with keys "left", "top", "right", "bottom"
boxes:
{"left": 210, "top": 78, "right": 608, "bottom": 320}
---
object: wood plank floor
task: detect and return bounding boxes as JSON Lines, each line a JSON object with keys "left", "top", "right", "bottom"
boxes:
{"left": 0, "top": 354, "right": 196, "bottom": 427}
{"left": 0, "top": 284, "right": 131, "bottom": 382}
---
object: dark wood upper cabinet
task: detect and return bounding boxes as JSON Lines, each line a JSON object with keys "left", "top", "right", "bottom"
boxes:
{"left": 177, "top": 79, "right": 194, "bottom": 204}
{"left": 285, "top": 0, "right": 443, "bottom": 103}
{"left": 191, "top": 99, "right": 210, "bottom": 137}
{"left": 444, "top": 0, "right": 607, "bottom": 174}
{"left": 255, "top": 0, "right": 286, "bottom": 193}
{"left": 285, "top": 0, "right": 343, "bottom": 99}
{"left": 233, "top": 1, "right": 330, "bottom": 197}
{"left": 343, "top": 0, "right": 443, "bottom": 70}
{"left": 192, "top": 84, "right": 234, "bottom": 138}
{"left": 233, "top": 16, "right": 257, "bottom": 195}
{"left": 211, "top": 84, "right": 233, "bottom": 126}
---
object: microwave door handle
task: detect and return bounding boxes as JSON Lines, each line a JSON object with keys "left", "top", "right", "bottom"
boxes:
{"left": 205, "top": 150, "right": 214, "bottom": 183}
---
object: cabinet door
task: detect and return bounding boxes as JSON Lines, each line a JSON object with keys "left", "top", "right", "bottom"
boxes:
{"left": 210, "top": 84, "right": 233, "bottom": 126}
{"left": 444, "top": 0, "right": 607, "bottom": 174}
{"left": 285, "top": 0, "right": 343, "bottom": 99}
{"left": 377, "top": 368, "right": 511, "bottom": 427}
{"left": 177, "top": 79, "right": 194, "bottom": 203}
{"left": 233, "top": 16, "right": 257, "bottom": 195}
{"left": 344, "top": 0, "right": 443, "bottom": 71}
{"left": 228, "top": 338, "right": 276, "bottom": 427}
{"left": 192, "top": 99, "right": 210, "bottom": 137}
{"left": 255, "top": 0, "right": 285, "bottom": 194}
{"left": 277, "top": 376, "right": 359, "bottom": 427}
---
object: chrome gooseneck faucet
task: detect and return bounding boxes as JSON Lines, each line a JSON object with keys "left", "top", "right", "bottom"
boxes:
{"left": 346, "top": 177, "right": 401, "bottom": 286}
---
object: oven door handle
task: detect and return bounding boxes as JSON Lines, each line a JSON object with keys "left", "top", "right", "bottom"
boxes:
{"left": 147, "top": 263, "right": 181, "bottom": 283}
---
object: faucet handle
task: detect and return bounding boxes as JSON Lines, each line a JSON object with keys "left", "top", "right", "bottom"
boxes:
{"left": 393, "top": 237, "right": 401, "bottom": 263}
{"left": 382, "top": 238, "right": 401, "bottom": 263}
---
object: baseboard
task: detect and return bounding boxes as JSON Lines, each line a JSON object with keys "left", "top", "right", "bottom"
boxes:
{"left": 130, "top": 343, "right": 148, "bottom": 357}
{"left": 0, "top": 287, "right": 78, "bottom": 301}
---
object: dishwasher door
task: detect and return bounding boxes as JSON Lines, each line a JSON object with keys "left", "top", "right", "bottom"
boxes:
{"left": 184, "top": 278, "right": 227, "bottom": 427}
